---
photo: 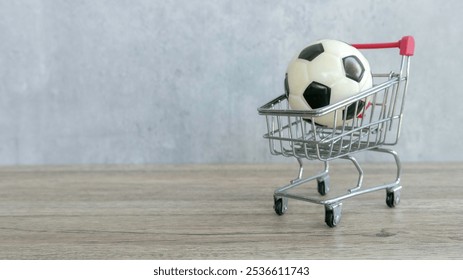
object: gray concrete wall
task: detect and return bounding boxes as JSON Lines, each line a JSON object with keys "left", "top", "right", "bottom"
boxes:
{"left": 0, "top": 0, "right": 461, "bottom": 165}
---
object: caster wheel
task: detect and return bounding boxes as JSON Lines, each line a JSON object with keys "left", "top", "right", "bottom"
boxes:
{"left": 317, "top": 176, "right": 330, "bottom": 196}
{"left": 273, "top": 196, "right": 288, "bottom": 215}
{"left": 386, "top": 187, "right": 401, "bottom": 208}
{"left": 325, "top": 203, "right": 342, "bottom": 227}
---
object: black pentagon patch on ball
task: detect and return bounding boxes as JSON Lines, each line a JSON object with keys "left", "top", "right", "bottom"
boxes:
{"left": 343, "top": 55, "right": 365, "bottom": 82}
{"left": 343, "top": 100, "right": 365, "bottom": 120}
{"left": 298, "top": 43, "right": 324, "bottom": 61}
{"left": 303, "top": 82, "right": 331, "bottom": 109}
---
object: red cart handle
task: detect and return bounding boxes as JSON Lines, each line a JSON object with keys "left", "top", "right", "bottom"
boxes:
{"left": 351, "top": 36, "right": 415, "bottom": 56}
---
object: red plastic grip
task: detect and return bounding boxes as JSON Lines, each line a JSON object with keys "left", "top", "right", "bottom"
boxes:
{"left": 351, "top": 36, "right": 415, "bottom": 56}
{"left": 398, "top": 36, "right": 415, "bottom": 56}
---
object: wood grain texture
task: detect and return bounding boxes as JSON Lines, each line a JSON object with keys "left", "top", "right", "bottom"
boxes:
{"left": 0, "top": 162, "right": 462, "bottom": 259}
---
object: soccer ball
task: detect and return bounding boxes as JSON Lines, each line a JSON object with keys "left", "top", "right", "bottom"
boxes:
{"left": 285, "top": 39, "right": 373, "bottom": 128}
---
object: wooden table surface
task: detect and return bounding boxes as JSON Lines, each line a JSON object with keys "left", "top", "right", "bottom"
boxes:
{"left": 0, "top": 162, "right": 462, "bottom": 259}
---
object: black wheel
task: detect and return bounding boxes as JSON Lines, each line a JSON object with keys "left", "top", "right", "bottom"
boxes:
{"left": 317, "top": 176, "right": 330, "bottom": 196}
{"left": 317, "top": 180, "right": 327, "bottom": 196}
{"left": 386, "top": 192, "right": 394, "bottom": 207}
{"left": 325, "top": 203, "right": 342, "bottom": 227}
{"left": 274, "top": 199, "right": 283, "bottom": 215}
{"left": 386, "top": 190, "right": 400, "bottom": 208}
{"left": 325, "top": 209, "right": 338, "bottom": 227}
{"left": 273, "top": 197, "right": 287, "bottom": 215}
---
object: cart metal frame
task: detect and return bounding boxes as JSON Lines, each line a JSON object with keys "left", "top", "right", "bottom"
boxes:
{"left": 258, "top": 36, "right": 415, "bottom": 227}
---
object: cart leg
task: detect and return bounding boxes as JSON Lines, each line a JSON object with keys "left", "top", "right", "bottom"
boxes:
{"left": 289, "top": 158, "right": 330, "bottom": 195}
{"left": 342, "top": 155, "right": 364, "bottom": 193}
{"left": 370, "top": 148, "right": 402, "bottom": 186}
{"left": 370, "top": 148, "right": 403, "bottom": 207}
{"left": 290, "top": 157, "right": 304, "bottom": 184}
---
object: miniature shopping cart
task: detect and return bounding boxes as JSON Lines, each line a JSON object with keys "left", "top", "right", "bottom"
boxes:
{"left": 258, "top": 36, "right": 415, "bottom": 227}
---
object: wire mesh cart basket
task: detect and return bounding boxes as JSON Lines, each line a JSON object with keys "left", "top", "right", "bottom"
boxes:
{"left": 258, "top": 36, "right": 415, "bottom": 227}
